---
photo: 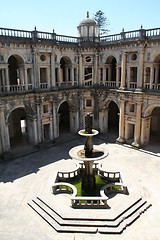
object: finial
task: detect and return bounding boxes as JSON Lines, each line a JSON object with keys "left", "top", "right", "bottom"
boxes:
{"left": 34, "top": 26, "right": 37, "bottom": 31}
{"left": 141, "top": 24, "right": 143, "bottom": 29}
{"left": 87, "top": 11, "right": 89, "bottom": 18}
{"left": 122, "top": 28, "right": 124, "bottom": 32}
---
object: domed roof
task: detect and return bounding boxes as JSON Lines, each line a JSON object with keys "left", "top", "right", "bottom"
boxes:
{"left": 79, "top": 12, "right": 97, "bottom": 26}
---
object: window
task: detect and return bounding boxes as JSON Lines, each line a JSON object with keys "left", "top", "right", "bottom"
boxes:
{"left": 43, "top": 105, "right": 49, "bottom": 113}
{"left": 128, "top": 103, "right": 134, "bottom": 113}
{"left": 0, "top": 54, "right": 4, "bottom": 62}
{"left": 85, "top": 56, "right": 91, "bottom": 62}
{"left": 40, "top": 54, "right": 46, "bottom": 62}
{"left": 84, "top": 67, "right": 92, "bottom": 86}
{"left": 86, "top": 99, "right": 92, "bottom": 107}
{"left": 130, "top": 67, "right": 137, "bottom": 82}
{"left": 131, "top": 53, "right": 137, "bottom": 61}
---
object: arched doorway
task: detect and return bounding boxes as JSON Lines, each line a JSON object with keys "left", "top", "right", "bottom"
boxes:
{"left": 108, "top": 101, "right": 119, "bottom": 134}
{"left": 58, "top": 101, "right": 70, "bottom": 133}
{"left": 8, "top": 108, "right": 29, "bottom": 148}
{"left": 150, "top": 107, "right": 160, "bottom": 144}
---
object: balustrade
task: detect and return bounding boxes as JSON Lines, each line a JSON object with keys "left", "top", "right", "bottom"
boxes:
{"left": 0, "top": 26, "right": 160, "bottom": 43}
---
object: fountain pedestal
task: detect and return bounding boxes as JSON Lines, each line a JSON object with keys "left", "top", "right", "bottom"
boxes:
{"left": 82, "top": 161, "right": 95, "bottom": 190}
{"left": 69, "top": 113, "right": 108, "bottom": 192}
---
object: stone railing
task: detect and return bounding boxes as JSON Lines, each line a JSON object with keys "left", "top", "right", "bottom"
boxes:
{"left": 0, "top": 26, "right": 160, "bottom": 44}
{"left": 57, "top": 166, "right": 80, "bottom": 180}
{"left": 98, "top": 168, "right": 121, "bottom": 182}
{"left": 71, "top": 196, "right": 108, "bottom": 208}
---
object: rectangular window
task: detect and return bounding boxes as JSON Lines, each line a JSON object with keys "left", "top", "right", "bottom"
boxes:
{"left": 43, "top": 104, "right": 49, "bottom": 113}
{"left": 86, "top": 99, "right": 92, "bottom": 107}
{"left": 84, "top": 67, "right": 92, "bottom": 86}
{"left": 128, "top": 103, "right": 134, "bottom": 113}
{"left": 130, "top": 67, "right": 137, "bottom": 82}
{"left": 40, "top": 68, "right": 47, "bottom": 83}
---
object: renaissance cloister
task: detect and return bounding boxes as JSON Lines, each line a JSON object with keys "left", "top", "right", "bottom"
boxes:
{"left": 0, "top": 13, "right": 160, "bottom": 157}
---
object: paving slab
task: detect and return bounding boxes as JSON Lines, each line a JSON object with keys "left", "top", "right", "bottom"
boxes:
{"left": 0, "top": 135, "right": 160, "bottom": 239}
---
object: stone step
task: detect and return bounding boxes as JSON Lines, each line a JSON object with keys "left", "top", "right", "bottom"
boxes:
{"left": 28, "top": 196, "right": 151, "bottom": 234}
{"left": 36, "top": 197, "right": 147, "bottom": 228}
{"left": 98, "top": 202, "right": 152, "bottom": 234}
{"left": 28, "top": 200, "right": 98, "bottom": 233}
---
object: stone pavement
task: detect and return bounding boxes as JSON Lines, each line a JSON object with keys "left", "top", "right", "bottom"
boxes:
{"left": 0, "top": 134, "right": 160, "bottom": 240}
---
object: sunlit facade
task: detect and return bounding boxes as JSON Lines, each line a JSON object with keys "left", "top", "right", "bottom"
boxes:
{"left": 0, "top": 14, "right": 160, "bottom": 157}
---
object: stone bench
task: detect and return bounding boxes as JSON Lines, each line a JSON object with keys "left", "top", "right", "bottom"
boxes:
{"left": 51, "top": 182, "right": 77, "bottom": 196}
{"left": 100, "top": 182, "right": 127, "bottom": 197}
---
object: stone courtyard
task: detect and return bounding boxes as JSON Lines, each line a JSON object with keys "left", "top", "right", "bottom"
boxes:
{"left": 0, "top": 134, "right": 160, "bottom": 240}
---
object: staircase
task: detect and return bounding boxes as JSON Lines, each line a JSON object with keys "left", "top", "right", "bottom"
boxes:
{"left": 28, "top": 196, "right": 151, "bottom": 234}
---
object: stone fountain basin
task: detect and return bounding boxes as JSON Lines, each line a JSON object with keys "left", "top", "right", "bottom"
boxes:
{"left": 78, "top": 129, "right": 99, "bottom": 137}
{"left": 69, "top": 143, "right": 109, "bottom": 162}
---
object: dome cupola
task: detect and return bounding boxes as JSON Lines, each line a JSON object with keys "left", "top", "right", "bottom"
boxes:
{"left": 77, "top": 12, "right": 99, "bottom": 42}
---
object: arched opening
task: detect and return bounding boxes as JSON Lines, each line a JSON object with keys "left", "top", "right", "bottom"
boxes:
{"left": 8, "top": 108, "right": 29, "bottom": 148}
{"left": 150, "top": 107, "right": 160, "bottom": 144}
{"left": 60, "top": 57, "right": 72, "bottom": 85}
{"left": 154, "top": 55, "right": 160, "bottom": 89}
{"left": 8, "top": 55, "right": 24, "bottom": 87}
{"left": 58, "top": 101, "right": 70, "bottom": 133}
{"left": 108, "top": 101, "right": 119, "bottom": 134}
{"left": 106, "top": 56, "right": 117, "bottom": 84}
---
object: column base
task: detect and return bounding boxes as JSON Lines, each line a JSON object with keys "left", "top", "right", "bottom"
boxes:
{"left": 131, "top": 141, "right": 140, "bottom": 149}
{"left": 2, "top": 152, "right": 13, "bottom": 161}
{"left": 116, "top": 137, "right": 125, "bottom": 144}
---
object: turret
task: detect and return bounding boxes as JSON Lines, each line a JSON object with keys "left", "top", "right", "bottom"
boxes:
{"left": 77, "top": 11, "right": 99, "bottom": 42}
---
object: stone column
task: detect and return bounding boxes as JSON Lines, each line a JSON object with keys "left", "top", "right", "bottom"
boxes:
{"left": 47, "top": 67, "right": 50, "bottom": 88}
{"left": 120, "top": 52, "right": 127, "bottom": 89}
{"left": 137, "top": 51, "right": 144, "bottom": 89}
{"left": 33, "top": 50, "right": 39, "bottom": 89}
{"left": 58, "top": 65, "right": 61, "bottom": 86}
{"left": 116, "top": 100, "right": 125, "bottom": 143}
{"left": 150, "top": 65, "right": 154, "bottom": 89}
{"left": 5, "top": 65, "right": 10, "bottom": 92}
{"left": 108, "top": 65, "right": 111, "bottom": 83}
{"left": 32, "top": 118, "right": 38, "bottom": 144}
{"left": 141, "top": 117, "right": 151, "bottom": 146}
{"left": 155, "top": 64, "right": 159, "bottom": 88}
{"left": 94, "top": 54, "right": 98, "bottom": 84}
{"left": 24, "top": 66, "right": 28, "bottom": 90}
{"left": 79, "top": 54, "right": 83, "bottom": 85}
{"left": 132, "top": 102, "right": 142, "bottom": 148}
{"left": 51, "top": 52, "right": 56, "bottom": 87}
{"left": 0, "top": 105, "right": 10, "bottom": 152}
{"left": 36, "top": 103, "right": 42, "bottom": 142}
{"left": 2, "top": 69, "right": 5, "bottom": 90}
{"left": 103, "top": 66, "right": 106, "bottom": 84}
{"left": 127, "top": 65, "right": 130, "bottom": 89}
{"left": 116, "top": 65, "right": 120, "bottom": 87}
{"left": 71, "top": 67, "right": 74, "bottom": 86}
{"left": 53, "top": 102, "right": 58, "bottom": 138}
{"left": 99, "top": 108, "right": 108, "bottom": 133}
{"left": 49, "top": 121, "right": 54, "bottom": 140}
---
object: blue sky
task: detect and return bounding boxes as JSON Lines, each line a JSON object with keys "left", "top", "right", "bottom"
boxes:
{"left": 0, "top": 0, "right": 160, "bottom": 36}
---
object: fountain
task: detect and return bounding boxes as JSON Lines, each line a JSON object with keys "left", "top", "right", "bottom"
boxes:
{"left": 69, "top": 113, "right": 108, "bottom": 191}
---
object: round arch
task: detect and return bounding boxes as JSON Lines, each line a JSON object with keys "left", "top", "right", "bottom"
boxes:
{"left": 8, "top": 54, "right": 25, "bottom": 86}
{"left": 58, "top": 101, "right": 70, "bottom": 133}
{"left": 105, "top": 56, "right": 117, "bottom": 83}
{"left": 108, "top": 100, "right": 119, "bottom": 132}
{"left": 7, "top": 105, "right": 35, "bottom": 149}
{"left": 60, "top": 56, "right": 72, "bottom": 83}
{"left": 142, "top": 104, "right": 160, "bottom": 146}
{"left": 8, "top": 107, "right": 28, "bottom": 148}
